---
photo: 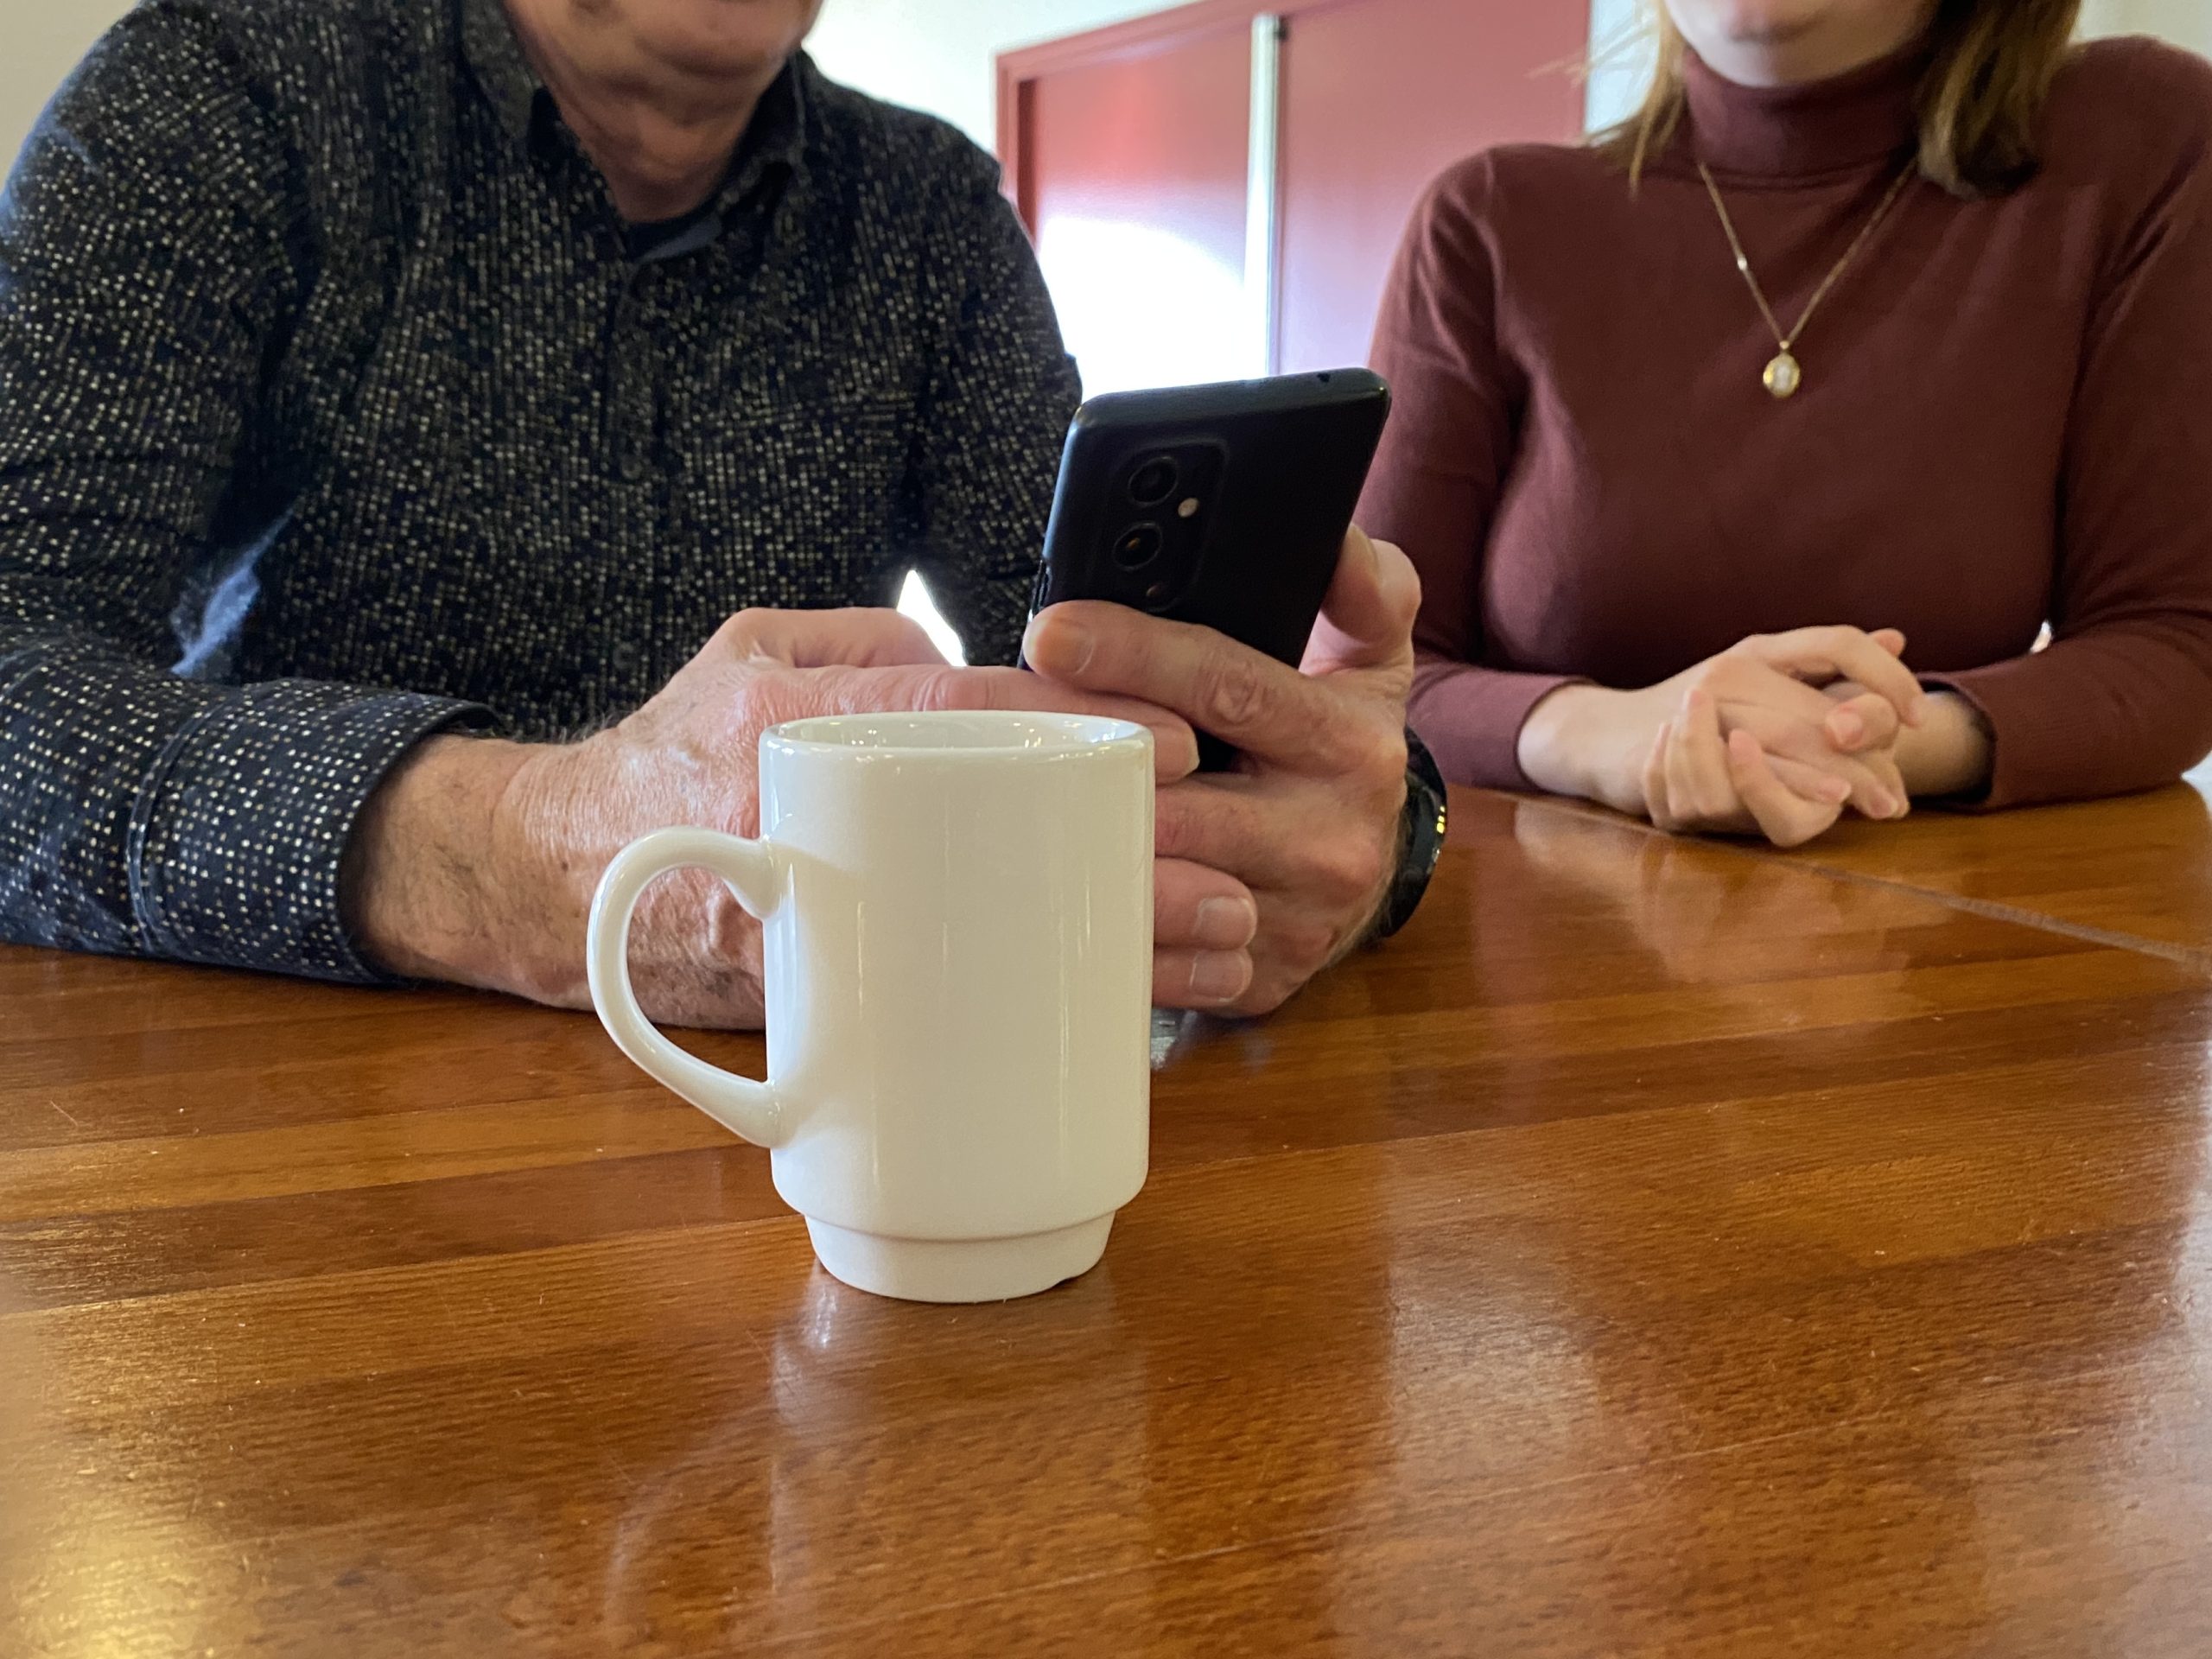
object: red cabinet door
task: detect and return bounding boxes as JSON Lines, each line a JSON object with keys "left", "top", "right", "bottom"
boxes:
{"left": 1020, "top": 21, "right": 1255, "bottom": 396}
{"left": 1003, "top": 0, "right": 1588, "bottom": 389}
{"left": 1275, "top": 0, "right": 1587, "bottom": 372}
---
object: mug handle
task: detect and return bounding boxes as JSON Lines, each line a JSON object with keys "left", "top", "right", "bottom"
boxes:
{"left": 586, "top": 826, "right": 788, "bottom": 1147}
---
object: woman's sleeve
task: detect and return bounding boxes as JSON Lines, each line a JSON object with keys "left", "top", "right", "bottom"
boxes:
{"left": 1360, "top": 156, "right": 1574, "bottom": 790}
{"left": 1926, "top": 60, "right": 2212, "bottom": 807}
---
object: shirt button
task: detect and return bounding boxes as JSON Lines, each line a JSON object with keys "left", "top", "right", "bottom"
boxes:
{"left": 620, "top": 447, "right": 647, "bottom": 481}
{"left": 611, "top": 640, "right": 639, "bottom": 671}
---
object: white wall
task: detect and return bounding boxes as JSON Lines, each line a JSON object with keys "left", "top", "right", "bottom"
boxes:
{"left": 804, "top": 0, "right": 1179, "bottom": 152}
{"left": 1584, "top": 0, "right": 1652, "bottom": 133}
{"left": 2088, "top": 0, "right": 2212, "bottom": 55}
{"left": 2, "top": 0, "right": 134, "bottom": 171}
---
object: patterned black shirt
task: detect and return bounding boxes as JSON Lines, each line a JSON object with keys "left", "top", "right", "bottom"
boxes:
{"left": 0, "top": 0, "right": 1081, "bottom": 984}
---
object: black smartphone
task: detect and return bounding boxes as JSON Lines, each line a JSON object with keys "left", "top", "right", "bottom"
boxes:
{"left": 1028, "top": 368, "right": 1392, "bottom": 769}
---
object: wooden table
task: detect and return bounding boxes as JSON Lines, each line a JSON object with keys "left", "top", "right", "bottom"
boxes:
{"left": 1738, "top": 760, "right": 2212, "bottom": 970}
{"left": 7, "top": 781, "right": 2212, "bottom": 1656}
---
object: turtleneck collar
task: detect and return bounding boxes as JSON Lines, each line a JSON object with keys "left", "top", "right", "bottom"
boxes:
{"left": 1678, "top": 37, "right": 1924, "bottom": 182}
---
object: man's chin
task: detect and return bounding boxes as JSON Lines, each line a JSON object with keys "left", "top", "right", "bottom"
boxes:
{"left": 633, "top": 0, "right": 817, "bottom": 67}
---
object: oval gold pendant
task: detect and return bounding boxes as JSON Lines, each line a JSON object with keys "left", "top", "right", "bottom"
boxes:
{"left": 1764, "top": 351, "right": 1802, "bottom": 399}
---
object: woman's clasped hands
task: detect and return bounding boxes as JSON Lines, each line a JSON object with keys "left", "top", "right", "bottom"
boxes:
{"left": 1518, "top": 626, "right": 1955, "bottom": 849}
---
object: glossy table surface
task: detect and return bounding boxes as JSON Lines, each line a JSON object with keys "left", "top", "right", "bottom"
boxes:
{"left": 6, "top": 782, "right": 2212, "bottom": 1656}
{"left": 1760, "top": 762, "right": 2212, "bottom": 969}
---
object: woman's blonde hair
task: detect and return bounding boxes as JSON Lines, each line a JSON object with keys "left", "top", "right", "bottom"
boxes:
{"left": 1601, "top": 0, "right": 2082, "bottom": 197}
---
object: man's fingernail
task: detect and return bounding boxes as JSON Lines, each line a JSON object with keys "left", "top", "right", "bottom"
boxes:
{"left": 1821, "top": 777, "right": 1851, "bottom": 804}
{"left": 1869, "top": 790, "right": 1899, "bottom": 818}
{"left": 1832, "top": 709, "right": 1865, "bottom": 745}
{"left": 1025, "top": 615, "right": 1092, "bottom": 674}
{"left": 1195, "top": 896, "right": 1258, "bottom": 950}
{"left": 1190, "top": 950, "right": 1252, "bottom": 1003}
{"left": 1157, "top": 730, "right": 1199, "bottom": 777}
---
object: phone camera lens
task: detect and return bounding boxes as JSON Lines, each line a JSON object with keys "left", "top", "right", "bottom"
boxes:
{"left": 1128, "top": 456, "right": 1179, "bottom": 507}
{"left": 1113, "top": 524, "right": 1164, "bottom": 569}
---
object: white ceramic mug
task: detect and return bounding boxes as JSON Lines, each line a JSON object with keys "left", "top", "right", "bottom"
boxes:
{"left": 585, "top": 710, "right": 1154, "bottom": 1304}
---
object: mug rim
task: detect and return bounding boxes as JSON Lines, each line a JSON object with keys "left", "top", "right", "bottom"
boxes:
{"left": 761, "top": 709, "right": 1154, "bottom": 759}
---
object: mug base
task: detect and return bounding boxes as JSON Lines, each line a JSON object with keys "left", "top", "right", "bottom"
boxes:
{"left": 805, "top": 1214, "right": 1115, "bottom": 1303}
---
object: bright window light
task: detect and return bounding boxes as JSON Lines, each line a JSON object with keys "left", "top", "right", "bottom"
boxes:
{"left": 1037, "top": 216, "right": 1250, "bottom": 397}
{"left": 897, "top": 569, "right": 966, "bottom": 665}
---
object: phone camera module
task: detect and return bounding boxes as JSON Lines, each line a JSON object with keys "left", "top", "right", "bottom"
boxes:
{"left": 1128, "top": 456, "right": 1179, "bottom": 507}
{"left": 1113, "top": 523, "right": 1164, "bottom": 569}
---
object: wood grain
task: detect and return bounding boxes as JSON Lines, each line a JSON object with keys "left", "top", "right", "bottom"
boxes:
{"left": 1623, "top": 762, "right": 2212, "bottom": 969}
{"left": 5, "top": 787, "right": 2211, "bottom": 1656}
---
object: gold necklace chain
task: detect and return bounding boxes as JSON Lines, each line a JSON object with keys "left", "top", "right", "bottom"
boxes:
{"left": 1697, "top": 160, "right": 1916, "bottom": 400}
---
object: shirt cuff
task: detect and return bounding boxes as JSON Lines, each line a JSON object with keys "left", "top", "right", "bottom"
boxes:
{"left": 1408, "top": 656, "right": 1581, "bottom": 791}
{"left": 126, "top": 680, "right": 492, "bottom": 982}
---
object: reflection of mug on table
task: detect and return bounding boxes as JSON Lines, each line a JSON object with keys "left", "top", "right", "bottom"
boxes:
{"left": 588, "top": 712, "right": 1154, "bottom": 1303}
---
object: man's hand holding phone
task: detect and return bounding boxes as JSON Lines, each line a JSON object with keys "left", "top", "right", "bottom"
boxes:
{"left": 1025, "top": 526, "right": 1420, "bottom": 1015}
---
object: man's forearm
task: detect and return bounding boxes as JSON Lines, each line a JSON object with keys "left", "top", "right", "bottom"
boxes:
{"left": 343, "top": 734, "right": 585, "bottom": 1002}
{"left": 341, "top": 724, "right": 773, "bottom": 1027}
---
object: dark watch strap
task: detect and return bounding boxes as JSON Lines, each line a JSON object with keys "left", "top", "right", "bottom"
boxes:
{"left": 1375, "top": 729, "right": 1447, "bottom": 940}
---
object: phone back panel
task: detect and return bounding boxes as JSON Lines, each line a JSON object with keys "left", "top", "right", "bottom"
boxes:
{"left": 1033, "top": 370, "right": 1392, "bottom": 672}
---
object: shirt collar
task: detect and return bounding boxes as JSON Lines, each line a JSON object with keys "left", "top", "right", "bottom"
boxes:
{"left": 726, "top": 53, "right": 810, "bottom": 211}
{"left": 460, "top": 0, "right": 811, "bottom": 211}
{"left": 1679, "top": 38, "right": 1923, "bottom": 183}
{"left": 461, "top": 0, "right": 541, "bottom": 146}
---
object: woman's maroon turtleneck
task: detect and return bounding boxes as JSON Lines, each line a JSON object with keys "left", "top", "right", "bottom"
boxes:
{"left": 1361, "top": 37, "right": 2212, "bottom": 806}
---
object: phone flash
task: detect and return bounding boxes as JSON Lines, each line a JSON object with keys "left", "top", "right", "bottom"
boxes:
{"left": 1177, "top": 497, "right": 1200, "bottom": 518}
